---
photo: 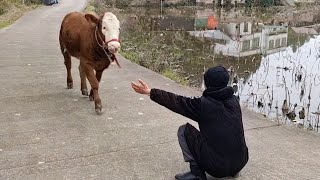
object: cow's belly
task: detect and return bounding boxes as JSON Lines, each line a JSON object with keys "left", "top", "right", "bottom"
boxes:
{"left": 63, "top": 37, "right": 80, "bottom": 58}
{"left": 66, "top": 47, "right": 81, "bottom": 59}
{"left": 61, "top": 28, "right": 82, "bottom": 58}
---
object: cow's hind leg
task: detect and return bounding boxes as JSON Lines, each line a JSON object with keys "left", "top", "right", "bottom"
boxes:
{"left": 79, "top": 64, "right": 88, "bottom": 96}
{"left": 63, "top": 51, "right": 73, "bottom": 89}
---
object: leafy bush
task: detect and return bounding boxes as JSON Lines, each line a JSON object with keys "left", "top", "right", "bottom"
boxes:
{"left": 162, "top": 69, "right": 189, "bottom": 86}
{"left": 114, "top": 0, "right": 133, "bottom": 7}
{"left": 26, "top": 0, "right": 43, "bottom": 5}
{"left": 0, "top": 1, "right": 10, "bottom": 15}
{"left": 91, "top": 0, "right": 107, "bottom": 14}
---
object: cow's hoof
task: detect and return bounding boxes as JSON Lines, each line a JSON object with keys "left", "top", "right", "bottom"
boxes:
{"left": 82, "top": 90, "right": 89, "bottom": 96}
{"left": 89, "top": 95, "right": 94, "bottom": 101}
{"left": 67, "top": 83, "right": 73, "bottom": 89}
{"left": 95, "top": 108, "right": 102, "bottom": 115}
{"left": 95, "top": 106, "right": 102, "bottom": 115}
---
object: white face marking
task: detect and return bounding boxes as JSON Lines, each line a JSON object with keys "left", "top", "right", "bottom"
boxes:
{"left": 101, "top": 12, "right": 121, "bottom": 53}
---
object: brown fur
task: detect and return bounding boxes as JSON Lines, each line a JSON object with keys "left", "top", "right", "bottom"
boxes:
{"left": 59, "top": 11, "right": 114, "bottom": 114}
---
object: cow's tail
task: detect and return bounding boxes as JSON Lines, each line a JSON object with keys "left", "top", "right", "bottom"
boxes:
{"left": 59, "top": 24, "right": 68, "bottom": 55}
{"left": 59, "top": 22, "right": 72, "bottom": 71}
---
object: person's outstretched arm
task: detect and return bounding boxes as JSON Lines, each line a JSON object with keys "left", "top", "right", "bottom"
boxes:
{"left": 131, "top": 79, "right": 201, "bottom": 121}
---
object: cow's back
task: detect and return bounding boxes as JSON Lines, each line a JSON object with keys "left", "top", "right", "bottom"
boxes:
{"left": 59, "top": 12, "right": 89, "bottom": 58}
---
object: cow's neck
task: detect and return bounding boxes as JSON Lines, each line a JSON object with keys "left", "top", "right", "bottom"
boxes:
{"left": 90, "top": 26, "right": 111, "bottom": 60}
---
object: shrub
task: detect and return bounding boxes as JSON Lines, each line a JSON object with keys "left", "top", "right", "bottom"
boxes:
{"left": 0, "top": 1, "right": 9, "bottom": 15}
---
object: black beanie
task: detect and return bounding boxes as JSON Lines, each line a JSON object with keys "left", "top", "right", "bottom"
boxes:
{"left": 204, "top": 65, "right": 229, "bottom": 89}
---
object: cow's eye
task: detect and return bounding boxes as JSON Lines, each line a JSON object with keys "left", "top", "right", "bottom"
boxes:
{"left": 103, "top": 27, "right": 106, "bottom": 30}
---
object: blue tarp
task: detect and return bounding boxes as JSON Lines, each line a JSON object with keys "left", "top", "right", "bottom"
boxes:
{"left": 43, "top": 0, "right": 58, "bottom": 5}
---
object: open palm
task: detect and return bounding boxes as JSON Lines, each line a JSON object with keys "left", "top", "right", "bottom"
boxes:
{"left": 131, "top": 79, "right": 151, "bottom": 95}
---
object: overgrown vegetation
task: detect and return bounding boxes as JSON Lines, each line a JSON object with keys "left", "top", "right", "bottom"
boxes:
{"left": 0, "top": 0, "right": 9, "bottom": 15}
{"left": 162, "top": 69, "right": 189, "bottom": 86}
{"left": 245, "top": 0, "right": 283, "bottom": 7}
{"left": 0, "top": 0, "right": 42, "bottom": 28}
{"left": 118, "top": 13, "right": 218, "bottom": 85}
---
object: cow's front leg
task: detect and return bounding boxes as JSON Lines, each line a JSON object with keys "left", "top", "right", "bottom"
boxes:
{"left": 81, "top": 62, "right": 102, "bottom": 114}
{"left": 89, "top": 70, "right": 103, "bottom": 101}
{"left": 79, "top": 64, "right": 88, "bottom": 96}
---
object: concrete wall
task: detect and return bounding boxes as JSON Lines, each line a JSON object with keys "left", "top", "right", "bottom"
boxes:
{"left": 295, "top": 0, "right": 316, "bottom": 2}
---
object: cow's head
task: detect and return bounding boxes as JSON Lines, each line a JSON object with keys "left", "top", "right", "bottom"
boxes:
{"left": 85, "top": 12, "right": 121, "bottom": 54}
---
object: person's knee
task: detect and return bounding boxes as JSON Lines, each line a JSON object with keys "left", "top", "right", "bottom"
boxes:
{"left": 177, "top": 124, "right": 187, "bottom": 137}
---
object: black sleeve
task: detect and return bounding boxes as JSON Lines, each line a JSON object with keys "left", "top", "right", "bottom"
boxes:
{"left": 150, "top": 88, "right": 201, "bottom": 122}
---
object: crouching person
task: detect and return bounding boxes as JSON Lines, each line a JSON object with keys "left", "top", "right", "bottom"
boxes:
{"left": 131, "top": 66, "right": 249, "bottom": 180}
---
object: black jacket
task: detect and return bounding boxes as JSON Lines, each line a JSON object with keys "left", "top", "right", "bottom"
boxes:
{"left": 150, "top": 86, "right": 249, "bottom": 177}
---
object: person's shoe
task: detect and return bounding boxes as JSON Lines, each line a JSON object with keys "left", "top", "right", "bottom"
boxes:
{"left": 190, "top": 164, "right": 207, "bottom": 180}
{"left": 175, "top": 171, "right": 203, "bottom": 180}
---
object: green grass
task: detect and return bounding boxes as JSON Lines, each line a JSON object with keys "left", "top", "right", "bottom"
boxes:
{"left": 120, "top": 50, "right": 189, "bottom": 86}
{"left": 162, "top": 69, "right": 189, "bottom": 86}
{"left": 120, "top": 51, "right": 139, "bottom": 63}
{"left": 84, "top": 4, "right": 95, "bottom": 12}
{"left": 0, "top": 21, "right": 12, "bottom": 28}
{"left": 0, "top": 10, "right": 22, "bottom": 29}
{"left": 0, "top": 1, "right": 42, "bottom": 29}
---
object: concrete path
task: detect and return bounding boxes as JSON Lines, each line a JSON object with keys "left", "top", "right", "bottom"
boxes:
{"left": 0, "top": 0, "right": 319, "bottom": 179}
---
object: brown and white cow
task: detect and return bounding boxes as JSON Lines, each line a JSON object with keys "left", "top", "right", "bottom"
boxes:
{"left": 59, "top": 11, "right": 121, "bottom": 114}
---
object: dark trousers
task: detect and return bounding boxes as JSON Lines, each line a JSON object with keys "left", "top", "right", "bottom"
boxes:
{"left": 178, "top": 124, "right": 196, "bottom": 162}
{"left": 178, "top": 123, "right": 208, "bottom": 178}
{"left": 178, "top": 124, "right": 243, "bottom": 178}
{"left": 178, "top": 123, "right": 204, "bottom": 165}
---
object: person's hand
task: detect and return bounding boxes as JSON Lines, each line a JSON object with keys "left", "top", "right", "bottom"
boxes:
{"left": 131, "top": 79, "right": 151, "bottom": 95}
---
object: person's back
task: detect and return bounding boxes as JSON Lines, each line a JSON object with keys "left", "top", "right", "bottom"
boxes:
{"left": 131, "top": 65, "right": 249, "bottom": 180}
{"left": 198, "top": 88, "right": 248, "bottom": 177}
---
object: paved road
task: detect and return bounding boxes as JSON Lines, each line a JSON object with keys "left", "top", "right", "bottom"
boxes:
{"left": 0, "top": 0, "right": 319, "bottom": 179}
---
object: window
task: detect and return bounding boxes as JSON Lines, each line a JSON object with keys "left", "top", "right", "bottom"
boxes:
{"left": 243, "top": 22, "right": 249, "bottom": 33}
{"left": 275, "top": 39, "right": 281, "bottom": 47}
{"left": 252, "top": 38, "right": 260, "bottom": 49}
{"left": 281, "top": 37, "right": 287, "bottom": 46}
{"left": 242, "top": 40, "right": 251, "bottom": 51}
{"left": 269, "top": 40, "right": 274, "bottom": 49}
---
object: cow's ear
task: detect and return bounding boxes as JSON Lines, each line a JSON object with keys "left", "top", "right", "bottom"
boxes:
{"left": 85, "top": 14, "right": 99, "bottom": 26}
